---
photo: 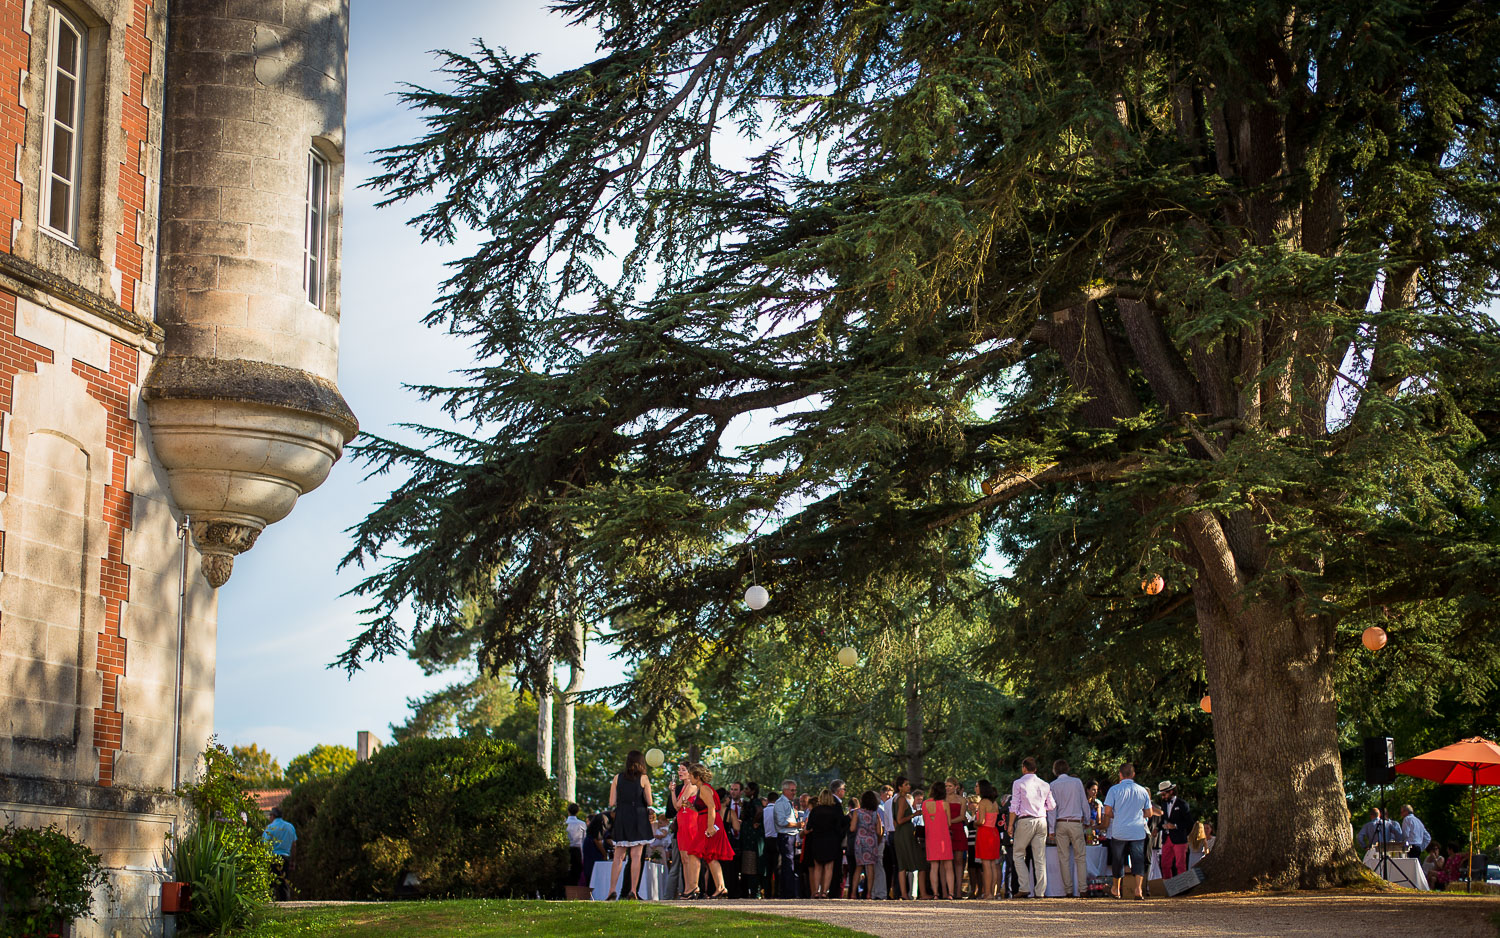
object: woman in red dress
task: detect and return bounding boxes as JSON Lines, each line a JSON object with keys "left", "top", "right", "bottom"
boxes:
{"left": 673, "top": 763, "right": 707, "bottom": 899}
{"left": 973, "top": 780, "right": 1002, "bottom": 899}
{"left": 689, "top": 763, "right": 735, "bottom": 897}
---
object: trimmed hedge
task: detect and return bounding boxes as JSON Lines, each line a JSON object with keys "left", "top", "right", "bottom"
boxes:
{"left": 301, "top": 737, "right": 566, "bottom": 899}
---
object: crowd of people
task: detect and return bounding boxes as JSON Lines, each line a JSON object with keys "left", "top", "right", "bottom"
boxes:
{"left": 569, "top": 751, "right": 1217, "bottom": 901}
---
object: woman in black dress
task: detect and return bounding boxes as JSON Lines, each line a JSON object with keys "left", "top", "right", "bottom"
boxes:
{"left": 804, "top": 789, "right": 846, "bottom": 898}
{"left": 608, "top": 750, "right": 655, "bottom": 899}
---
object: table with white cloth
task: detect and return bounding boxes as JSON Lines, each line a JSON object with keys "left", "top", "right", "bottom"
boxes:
{"left": 1039, "top": 844, "right": 1109, "bottom": 896}
{"left": 589, "top": 858, "right": 667, "bottom": 900}
{"left": 1363, "top": 851, "right": 1430, "bottom": 891}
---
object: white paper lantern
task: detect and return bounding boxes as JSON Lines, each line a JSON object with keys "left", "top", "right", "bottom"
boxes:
{"left": 744, "top": 584, "right": 769, "bottom": 610}
{"left": 837, "top": 646, "right": 859, "bottom": 667}
{"left": 645, "top": 748, "right": 665, "bottom": 768}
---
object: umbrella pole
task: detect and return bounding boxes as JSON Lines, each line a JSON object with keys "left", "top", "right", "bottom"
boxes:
{"left": 1469, "top": 766, "right": 1476, "bottom": 894}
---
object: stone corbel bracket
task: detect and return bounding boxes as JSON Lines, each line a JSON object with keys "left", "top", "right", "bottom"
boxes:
{"left": 142, "top": 356, "right": 358, "bottom": 587}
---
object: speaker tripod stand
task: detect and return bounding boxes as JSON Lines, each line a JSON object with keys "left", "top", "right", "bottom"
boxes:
{"left": 1377, "top": 783, "right": 1418, "bottom": 889}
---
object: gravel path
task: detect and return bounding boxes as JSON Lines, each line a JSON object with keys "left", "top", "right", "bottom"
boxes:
{"left": 713, "top": 894, "right": 1500, "bottom": 937}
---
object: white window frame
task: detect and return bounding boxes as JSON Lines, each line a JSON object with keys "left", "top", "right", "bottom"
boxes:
{"left": 303, "top": 149, "right": 329, "bottom": 308}
{"left": 40, "top": 4, "right": 86, "bottom": 244}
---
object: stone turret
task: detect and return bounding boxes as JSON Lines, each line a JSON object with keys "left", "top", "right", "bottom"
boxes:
{"left": 146, "top": 0, "right": 357, "bottom": 586}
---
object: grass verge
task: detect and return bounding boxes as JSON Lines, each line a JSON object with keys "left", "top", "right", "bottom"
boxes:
{"left": 240, "top": 899, "right": 877, "bottom": 938}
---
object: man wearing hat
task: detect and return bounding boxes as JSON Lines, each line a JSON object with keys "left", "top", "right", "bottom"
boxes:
{"left": 1156, "top": 781, "right": 1194, "bottom": 880}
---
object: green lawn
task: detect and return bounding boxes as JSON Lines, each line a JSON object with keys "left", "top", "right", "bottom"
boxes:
{"left": 240, "top": 899, "right": 876, "bottom": 937}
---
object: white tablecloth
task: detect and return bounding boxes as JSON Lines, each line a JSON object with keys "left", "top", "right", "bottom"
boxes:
{"left": 589, "top": 859, "right": 667, "bottom": 900}
{"left": 1364, "top": 853, "right": 1430, "bottom": 891}
{"left": 1040, "top": 844, "right": 1109, "bottom": 896}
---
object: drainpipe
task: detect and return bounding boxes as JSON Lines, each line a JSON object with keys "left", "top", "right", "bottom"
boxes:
{"left": 172, "top": 514, "right": 190, "bottom": 790}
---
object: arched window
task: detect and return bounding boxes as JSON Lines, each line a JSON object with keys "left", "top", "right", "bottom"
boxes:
{"left": 40, "top": 4, "right": 86, "bottom": 243}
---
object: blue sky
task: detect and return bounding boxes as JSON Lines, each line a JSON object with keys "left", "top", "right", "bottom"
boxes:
{"left": 212, "top": 1, "right": 629, "bottom": 767}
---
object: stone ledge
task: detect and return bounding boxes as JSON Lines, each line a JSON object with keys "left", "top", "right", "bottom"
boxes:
{"left": 0, "top": 775, "right": 181, "bottom": 818}
{"left": 0, "top": 252, "right": 165, "bottom": 345}
{"left": 141, "top": 355, "right": 358, "bottom": 438}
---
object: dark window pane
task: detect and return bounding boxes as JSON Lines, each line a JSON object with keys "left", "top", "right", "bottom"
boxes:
{"left": 55, "top": 75, "right": 75, "bottom": 127}
{"left": 49, "top": 179, "right": 70, "bottom": 231}
{"left": 57, "top": 25, "right": 78, "bottom": 71}
{"left": 51, "top": 128, "right": 72, "bottom": 177}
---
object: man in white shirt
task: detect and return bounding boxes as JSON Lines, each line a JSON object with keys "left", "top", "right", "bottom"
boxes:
{"left": 1400, "top": 805, "right": 1431, "bottom": 858}
{"left": 1101, "top": 763, "right": 1152, "bottom": 900}
{"left": 565, "top": 803, "right": 587, "bottom": 888}
{"left": 1007, "top": 757, "right": 1056, "bottom": 898}
{"left": 1047, "top": 760, "right": 1089, "bottom": 898}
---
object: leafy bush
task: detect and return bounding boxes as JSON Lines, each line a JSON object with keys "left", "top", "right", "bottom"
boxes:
{"left": 175, "top": 740, "right": 274, "bottom": 928}
{"left": 0, "top": 824, "right": 107, "bottom": 938}
{"left": 276, "top": 775, "right": 339, "bottom": 899}
{"left": 303, "top": 737, "right": 566, "bottom": 899}
{"left": 167, "top": 824, "right": 265, "bottom": 934}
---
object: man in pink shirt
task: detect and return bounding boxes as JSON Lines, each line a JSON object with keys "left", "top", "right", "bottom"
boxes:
{"left": 1006, "top": 757, "right": 1056, "bottom": 898}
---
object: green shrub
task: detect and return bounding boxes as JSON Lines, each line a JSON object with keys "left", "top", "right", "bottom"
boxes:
{"left": 303, "top": 737, "right": 567, "bottom": 899}
{"left": 276, "top": 775, "right": 339, "bottom": 899}
{"left": 0, "top": 824, "right": 107, "bottom": 938}
{"left": 175, "top": 739, "right": 275, "bottom": 927}
{"left": 167, "top": 824, "right": 265, "bottom": 934}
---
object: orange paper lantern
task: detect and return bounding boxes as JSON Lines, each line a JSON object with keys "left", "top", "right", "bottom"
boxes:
{"left": 1142, "top": 575, "right": 1165, "bottom": 595}
{"left": 1362, "top": 626, "right": 1387, "bottom": 651}
{"left": 1199, "top": 695, "right": 1212, "bottom": 713}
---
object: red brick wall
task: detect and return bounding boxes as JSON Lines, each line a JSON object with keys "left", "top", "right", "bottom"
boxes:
{"left": 0, "top": 0, "right": 27, "bottom": 253}
{"left": 116, "top": 0, "right": 155, "bottom": 311}
{"left": 76, "top": 341, "right": 138, "bottom": 786}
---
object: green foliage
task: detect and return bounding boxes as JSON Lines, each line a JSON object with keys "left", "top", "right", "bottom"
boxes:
{"left": 275, "top": 775, "right": 337, "bottom": 900}
{"left": 168, "top": 824, "right": 267, "bottom": 935}
{"left": 230, "top": 744, "right": 286, "bottom": 789}
{"left": 390, "top": 671, "right": 517, "bottom": 743}
{"left": 0, "top": 825, "right": 107, "bottom": 938}
{"left": 284, "top": 744, "right": 356, "bottom": 787}
{"left": 301, "top": 737, "right": 567, "bottom": 900}
{"left": 178, "top": 740, "right": 275, "bottom": 913}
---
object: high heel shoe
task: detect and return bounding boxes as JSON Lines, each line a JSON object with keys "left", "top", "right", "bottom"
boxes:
{"left": 677, "top": 890, "right": 703, "bottom": 901}
{"left": 710, "top": 889, "right": 729, "bottom": 899}
{"left": 605, "top": 892, "right": 617, "bottom": 901}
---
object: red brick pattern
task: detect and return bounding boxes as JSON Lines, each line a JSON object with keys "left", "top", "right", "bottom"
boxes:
{"left": 76, "top": 343, "right": 138, "bottom": 785}
{"left": 116, "top": 0, "right": 155, "bottom": 311}
{"left": 0, "top": 0, "right": 27, "bottom": 253}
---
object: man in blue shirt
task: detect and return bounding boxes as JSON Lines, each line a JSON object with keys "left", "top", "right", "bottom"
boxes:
{"left": 1399, "top": 805, "right": 1430, "bottom": 858}
{"left": 262, "top": 807, "right": 297, "bottom": 901}
{"left": 1101, "top": 763, "right": 1152, "bottom": 900}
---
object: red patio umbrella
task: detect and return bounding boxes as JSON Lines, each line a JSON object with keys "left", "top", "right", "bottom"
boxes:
{"left": 1394, "top": 736, "right": 1500, "bottom": 889}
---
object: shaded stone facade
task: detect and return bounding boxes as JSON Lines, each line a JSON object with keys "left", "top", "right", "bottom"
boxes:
{"left": 0, "top": 2, "right": 353, "bottom": 935}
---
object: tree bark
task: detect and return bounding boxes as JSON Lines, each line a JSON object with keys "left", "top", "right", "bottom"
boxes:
{"left": 536, "top": 654, "right": 554, "bottom": 776}
{"left": 1192, "top": 582, "right": 1369, "bottom": 889}
{"left": 556, "top": 617, "right": 584, "bottom": 803}
{"left": 905, "top": 617, "right": 924, "bottom": 785}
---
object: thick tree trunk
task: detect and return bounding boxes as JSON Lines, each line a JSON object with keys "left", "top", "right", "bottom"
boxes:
{"left": 1193, "top": 584, "right": 1369, "bottom": 890}
{"left": 536, "top": 656, "right": 554, "bottom": 775}
{"left": 904, "top": 664, "right": 924, "bottom": 785}
{"left": 556, "top": 618, "right": 584, "bottom": 803}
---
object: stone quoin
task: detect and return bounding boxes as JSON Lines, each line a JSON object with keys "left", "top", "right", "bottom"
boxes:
{"left": 0, "top": 1, "right": 354, "bottom": 935}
